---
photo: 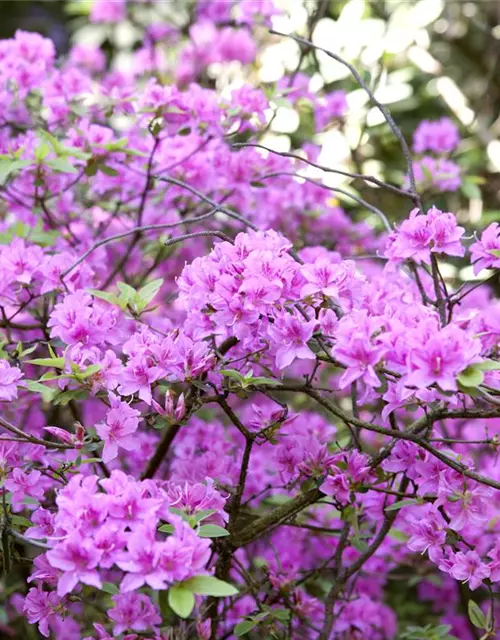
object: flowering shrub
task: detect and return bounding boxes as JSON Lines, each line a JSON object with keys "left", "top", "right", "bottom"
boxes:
{"left": 0, "top": 2, "right": 500, "bottom": 640}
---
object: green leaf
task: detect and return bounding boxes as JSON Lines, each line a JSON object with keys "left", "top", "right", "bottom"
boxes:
{"left": 183, "top": 575, "right": 238, "bottom": 597}
{"left": 88, "top": 289, "right": 121, "bottom": 306}
{"left": 457, "top": 365, "right": 484, "bottom": 388}
{"left": 10, "top": 516, "right": 32, "bottom": 528}
{"left": 45, "top": 158, "right": 78, "bottom": 174}
{"left": 168, "top": 586, "right": 195, "bottom": 619}
{"left": 98, "top": 164, "right": 119, "bottom": 177}
{"left": 137, "top": 278, "right": 163, "bottom": 310}
{"left": 479, "top": 359, "right": 500, "bottom": 371}
{"left": 23, "top": 380, "right": 56, "bottom": 403}
{"left": 0, "top": 159, "right": 31, "bottom": 185}
{"left": 198, "top": 524, "right": 230, "bottom": 538}
{"left": 101, "top": 582, "right": 120, "bottom": 595}
{"left": 27, "top": 357, "right": 65, "bottom": 369}
{"left": 385, "top": 498, "right": 420, "bottom": 512}
{"left": 192, "top": 509, "right": 217, "bottom": 523}
{"left": 117, "top": 281, "right": 137, "bottom": 302}
{"left": 53, "top": 388, "right": 87, "bottom": 406}
{"left": 235, "top": 620, "right": 258, "bottom": 636}
{"left": 80, "top": 364, "right": 103, "bottom": 379}
{"left": 468, "top": 600, "right": 487, "bottom": 629}
{"left": 158, "top": 523, "right": 174, "bottom": 534}
{"left": 460, "top": 180, "right": 482, "bottom": 201}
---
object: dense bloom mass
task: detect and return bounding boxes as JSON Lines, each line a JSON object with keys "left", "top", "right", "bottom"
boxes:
{"left": 0, "top": 3, "right": 499, "bottom": 640}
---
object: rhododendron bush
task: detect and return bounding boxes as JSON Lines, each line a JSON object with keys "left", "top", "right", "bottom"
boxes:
{"left": 1, "top": 1, "right": 500, "bottom": 639}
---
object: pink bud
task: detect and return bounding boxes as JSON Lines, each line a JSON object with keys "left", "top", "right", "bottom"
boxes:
{"left": 174, "top": 392, "right": 186, "bottom": 421}
{"left": 43, "top": 426, "right": 74, "bottom": 445}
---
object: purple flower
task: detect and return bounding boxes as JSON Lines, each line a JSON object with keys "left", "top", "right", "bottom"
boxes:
{"left": 108, "top": 593, "right": 161, "bottom": 636}
{"left": 46, "top": 531, "right": 103, "bottom": 596}
{"left": 446, "top": 550, "right": 490, "bottom": 591}
{"left": 470, "top": 222, "right": 500, "bottom": 274}
{"left": 23, "top": 587, "right": 64, "bottom": 638}
{"left": 95, "top": 393, "right": 141, "bottom": 463}
{"left": 0, "top": 360, "right": 23, "bottom": 401}
{"left": 5, "top": 468, "right": 45, "bottom": 511}
{"left": 268, "top": 312, "right": 317, "bottom": 370}
{"left": 413, "top": 117, "right": 460, "bottom": 154}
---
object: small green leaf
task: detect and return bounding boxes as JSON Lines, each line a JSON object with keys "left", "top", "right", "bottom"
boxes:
{"left": 168, "top": 586, "right": 195, "bottom": 619}
{"left": 158, "top": 523, "right": 174, "bottom": 534}
{"left": 10, "top": 516, "right": 32, "bottom": 528}
{"left": 198, "top": 524, "right": 230, "bottom": 538}
{"left": 23, "top": 380, "right": 56, "bottom": 402}
{"left": 183, "top": 575, "right": 238, "bottom": 597}
{"left": 101, "top": 582, "right": 120, "bottom": 595}
{"left": 88, "top": 289, "right": 121, "bottom": 306}
{"left": 98, "top": 164, "right": 119, "bottom": 177}
{"left": 479, "top": 359, "right": 500, "bottom": 371}
{"left": 385, "top": 498, "right": 420, "bottom": 512}
{"left": 137, "top": 278, "right": 163, "bottom": 310}
{"left": 27, "top": 357, "right": 65, "bottom": 368}
{"left": 235, "top": 620, "right": 258, "bottom": 636}
{"left": 45, "top": 158, "right": 78, "bottom": 174}
{"left": 468, "top": 600, "right": 487, "bottom": 629}
{"left": 457, "top": 365, "right": 484, "bottom": 388}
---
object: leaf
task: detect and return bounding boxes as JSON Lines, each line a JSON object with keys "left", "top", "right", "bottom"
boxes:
{"left": 183, "top": 575, "right": 238, "bottom": 597}
{"left": 27, "top": 357, "right": 65, "bottom": 369}
{"left": 101, "top": 582, "right": 119, "bottom": 595}
{"left": 117, "top": 281, "right": 137, "bottom": 302}
{"left": 198, "top": 524, "right": 230, "bottom": 538}
{"left": 385, "top": 498, "right": 420, "bottom": 512}
{"left": 80, "top": 364, "right": 103, "bottom": 379}
{"left": 235, "top": 620, "right": 258, "bottom": 636}
{"left": 468, "top": 600, "right": 487, "bottom": 630}
{"left": 53, "top": 388, "right": 87, "bottom": 406}
{"left": 457, "top": 365, "right": 484, "bottom": 388}
{"left": 168, "top": 586, "right": 195, "bottom": 619}
{"left": 10, "top": 516, "right": 32, "bottom": 528}
{"left": 0, "top": 159, "right": 31, "bottom": 185}
{"left": 137, "top": 278, "right": 163, "bottom": 309}
{"left": 88, "top": 289, "right": 121, "bottom": 306}
{"left": 460, "top": 180, "right": 482, "bottom": 201}
{"left": 193, "top": 509, "right": 217, "bottom": 523}
{"left": 479, "top": 359, "right": 500, "bottom": 371}
{"left": 45, "top": 158, "right": 78, "bottom": 174}
{"left": 158, "top": 523, "right": 174, "bottom": 534}
{"left": 23, "top": 380, "right": 56, "bottom": 403}
{"left": 98, "top": 164, "right": 119, "bottom": 177}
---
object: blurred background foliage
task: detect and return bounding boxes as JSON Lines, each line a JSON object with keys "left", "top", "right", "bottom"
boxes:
{"left": 1, "top": 0, "right": 499, "bottom": 261}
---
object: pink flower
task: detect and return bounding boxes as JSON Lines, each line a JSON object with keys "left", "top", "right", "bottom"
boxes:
{"left": 117, "top": 525, "right": 168, "bottom": 592}
{"left": 0, "top": 360, "right": 23, "bottom": 400}
{"left": 413, "top": 117, "right": 460, "bottom": 154}
{"left": 332, "top": 312, "right": 387, "bottom": 389}
{"left": 108, "top": 593, "right": 161, "bottom": 636}
{"left": 118, "top": 356, "right": 162, "bottom": 404}
{"left": 406, "top": 322, "right": 481, "bottom": 392}
{"left": 23, "top": 587, "right": 64, "bottom": 638}
{"left": 447, "top": 550, "right": 490, "bottom": 591}
{"left": 407, "top": 508, "right": 446, "bottom": 563}
{"left": 470, "top": 222, "right": 500, "bottom": 274}
{"left": 268, "top": 312, "right": 317, "bottom": 370}
{"left": 5, "top": 468, "right": 45, "bottom": 511}
{"left": 95, "top": 393, "right": 141, "bottom": 463}
{"left": 46, "top": 531, "right": 103, "bottom": 596}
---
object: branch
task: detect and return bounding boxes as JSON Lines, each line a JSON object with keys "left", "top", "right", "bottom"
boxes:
{"left": 269, "top": 29, "right": 422, "bottom": 210}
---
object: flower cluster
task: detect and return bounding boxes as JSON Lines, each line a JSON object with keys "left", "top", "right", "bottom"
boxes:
{"left": 0, "top": 2, "right": 500, "bottom": 640}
